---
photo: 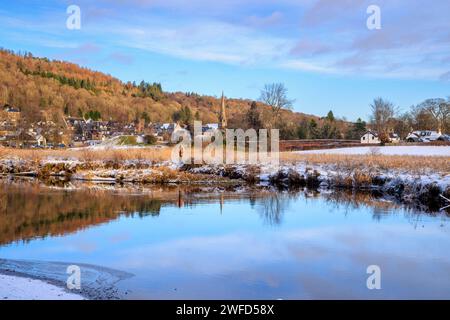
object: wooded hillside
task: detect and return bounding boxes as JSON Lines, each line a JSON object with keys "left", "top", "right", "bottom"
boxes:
{"left": 0, "top": 49, "right": 353, "bottom": 139}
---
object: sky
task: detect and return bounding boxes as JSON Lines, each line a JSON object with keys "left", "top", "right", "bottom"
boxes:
{"left": 0, "top": 0, "right": 449, "bottom": 121}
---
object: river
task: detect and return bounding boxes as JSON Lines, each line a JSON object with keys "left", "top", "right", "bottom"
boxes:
{"left": 0, "top": 180, "right": 449, "bottom": 299}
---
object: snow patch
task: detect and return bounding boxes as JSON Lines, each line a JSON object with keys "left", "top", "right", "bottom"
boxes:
{"left": 295, "top": 146, "right": 450, "bottom": 157}
{"left": 0, "top": 274, "right": 84, "bottom": 300}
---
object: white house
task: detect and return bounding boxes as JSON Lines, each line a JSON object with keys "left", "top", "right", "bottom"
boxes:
{"left": 389, "top": 133, "right": 401, "bottom": 143}
{"left": 160, "top": 123, "right": 183, "bottom": 134}
{"left": 204, "top": 123, "right": 219, "bottom": 131}
{"left": 136, "top": 135, "right": 146, "bottom": 144}
{"left": 35, "top": 134, "right": 47, "bottom": 146}
{"left": 361, "top": 131, "right": 380, "bottom": 144}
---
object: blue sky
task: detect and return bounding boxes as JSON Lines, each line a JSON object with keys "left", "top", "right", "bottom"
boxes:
{"left": 0, "top": 0, "right": 449, "bottom": 121}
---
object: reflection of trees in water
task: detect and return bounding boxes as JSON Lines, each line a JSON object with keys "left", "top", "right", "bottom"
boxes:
{"left": 255, "top": 191, "right": 303, "bottom": 225}
{"left": 0, "top": 183, "right": 164, "bottom": 245}
{"left": 258, "top": 194, "right": 284, "bottom": 225}
{"left": 253, "top": 187, "right": 448, "bottom": 225}
{"left": 322, "top": 190, "right": 393, "bottom": 219}
{"left": 249, "top": 197, "right": 256, "bottom": 209}
{"left": 323, "top": 190, "right": 405, "bottom": 221}
{"left": 0, "top": 181, "right": 281, "bottom": 245}
{"left": 322, "top": 189, "right": 449, "bottom": 222}
{"left": 2, "top": 179, "right": 447, "bottom": 245}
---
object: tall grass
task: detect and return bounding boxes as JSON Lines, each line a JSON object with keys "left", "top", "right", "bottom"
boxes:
{"left": 1, "top": 146, "right": 448, "bottom": 173}
{"left": 280, "top": 152, "right": 450, "bottom": 173}
{"left": 0, "top": 146, "right": 173, "bottom": 163}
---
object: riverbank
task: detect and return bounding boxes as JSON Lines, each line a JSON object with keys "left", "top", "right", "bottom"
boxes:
{"left": 187, "top": 162, "right": 450, "bottom": 210}
{"left": 0, "top": 274, "right": 84, "bottom": 300}
{"left": 0, "top": 259, "right": 133, "bottom": 300}
{"left": 0, "top": 146, "right": 449, "bottom": 210}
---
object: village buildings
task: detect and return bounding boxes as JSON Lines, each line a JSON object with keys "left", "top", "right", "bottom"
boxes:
{"left": 0, "top": 99, "right": 412, "bottom": 149}
{"left": 360, "top": 130, "right": 401, "bottom": 144}
{"left": 360, "top": 131, "right": 380, "bottom": 144}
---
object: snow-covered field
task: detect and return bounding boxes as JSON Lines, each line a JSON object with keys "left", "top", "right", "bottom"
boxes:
{"left": 0, "top": 274, "right": 84, "bottom": 300}
{"left": 295, "top": 146, "right": 450, "bottom": 157}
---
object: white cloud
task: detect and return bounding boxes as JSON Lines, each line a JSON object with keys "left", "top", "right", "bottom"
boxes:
{"left": 113, "top": 20, "right": 291, "bottom": 65}
{"left": 2, "top": 1, "right": 450, "bottom": 81}
{"left": 279, "top": 59, "right": 335, "bottom": 73}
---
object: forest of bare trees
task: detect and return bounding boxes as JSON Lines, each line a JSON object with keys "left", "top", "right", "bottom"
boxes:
{"left": 369, "top": 97, "right": 450, "bottom": 141}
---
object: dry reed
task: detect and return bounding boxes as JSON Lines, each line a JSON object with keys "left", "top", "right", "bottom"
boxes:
{"left": 0, "top": 146, "right": 448, "bottom": 173}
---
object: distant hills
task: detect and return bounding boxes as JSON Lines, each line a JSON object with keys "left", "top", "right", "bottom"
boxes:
{"left": 0, "top": 48, "right": 352, "bottom": 139}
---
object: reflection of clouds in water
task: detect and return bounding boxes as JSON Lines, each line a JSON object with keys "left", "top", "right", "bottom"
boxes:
{"left": 114, "top": 223, "right": 450, "bottom": 298}
{"left": 75, "top": 241, "right": 98, "bottom": 253}
{"left": 287, "top": 243, "right": 329, "bottom": 261}
{"left": 296, "top": 273, "right": 358, "bottom": 300}
{"left": 117, "top": 233, "right": 284, "bottom": 272}
{"left": 3, "top": 181, "right": 450, "bottom": 298}
{"left": 109, "top": 232, "right": 131, "bottom": 244}
{"left": 35, "top": 237, "right": 99, "bottom": 254}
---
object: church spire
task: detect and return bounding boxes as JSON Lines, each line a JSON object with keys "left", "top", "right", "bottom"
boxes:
{"left": 219, "top": 91, "right": 227, "bottom": 129}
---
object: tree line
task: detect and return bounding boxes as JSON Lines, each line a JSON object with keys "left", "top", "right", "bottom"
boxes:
{"left": 249, "top": 83, "right": 449, "bottom": 141}
{"left": 369, "top": 97, "right": 450, "bottom": 142}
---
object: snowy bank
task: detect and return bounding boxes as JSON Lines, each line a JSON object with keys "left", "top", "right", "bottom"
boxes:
{"left": 294, "top": 146, "right": 450, "bottom": 157}
{"left": 1, "top": 149, "right": 449, "bottom": 208}
{"left": 0, "top": 259, "right": 133, "bottom": 300}
{"left": 186, "top": 162, "right": 450, "bottom": 209}
{"left": 0, "top": 274, "right": 84, "bottom": 300}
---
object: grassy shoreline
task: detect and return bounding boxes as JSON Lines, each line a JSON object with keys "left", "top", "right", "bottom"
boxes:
{"left": 0, "top": 146, "right": 449, "bottom": 211}
{"left": 1, "top": 146, "right": 449, "bottom": 172}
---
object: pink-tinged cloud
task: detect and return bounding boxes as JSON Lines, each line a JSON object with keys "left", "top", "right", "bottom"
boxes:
{"left": 439, "top": 71, "right": 450, "bottom": 82}
{"left": 71, "top": 43, "right": 102, "bottom": 55}
{"left": 289, "top": 40, "right": 331, "bottom": 57}
{"left": 109, "top": 52, "right": 134, "bottom": 65}
{"left": 301, "top": 0, "right": 367, "bottom": 27}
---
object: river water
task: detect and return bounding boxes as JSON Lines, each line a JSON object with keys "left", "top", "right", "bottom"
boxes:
{"left": 0, "top": 181, "right": 449, "bottom": 299}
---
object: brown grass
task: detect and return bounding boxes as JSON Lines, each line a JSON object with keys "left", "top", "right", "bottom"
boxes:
{"left": 0, "top": 146, "right": 173, "bottom": 163}
{"left": 0, "top": 146, "right": 449, "bottom": 174}
{"left": 280, "top": 152, "right": 450, "bottom": 173}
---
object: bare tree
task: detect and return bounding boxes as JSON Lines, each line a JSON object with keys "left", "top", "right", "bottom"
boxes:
{"left": 416, "top": 98, "right": 450, "bottom": 133}
{"left": 369, "top": 97, "right": 397, "bottom": 138}
{"left": 411, "top": 104, "right": 435, "bottom": 130}
{"left": 259, "top": 83, "right": 294, "bottom": 125}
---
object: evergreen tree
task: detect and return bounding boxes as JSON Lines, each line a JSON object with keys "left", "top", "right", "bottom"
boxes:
{"left": 321, "top": 122, "right": 337, "bottom": 138}
{"left": 141, "top": 111, "right": 150, "bottom": 124}
{"left": 346, "top": 118, "right": 367, "bottom": 139}
{"left": 308, "top": 119, "right": 320, "bottom": 139}
{"left": 85, "top": 110, "right": 101, "bottom": 121}
{"left": 173, "top": 106, "right": 192, "bottom": 125}
{"left": 245, "top": 101, "right": 262, "bottom": 130}
{"left": 296, "top": 124, "right": 308, "bottom": 139}
{"left": 326, "top": 110, "right": 335, "bottom": 122}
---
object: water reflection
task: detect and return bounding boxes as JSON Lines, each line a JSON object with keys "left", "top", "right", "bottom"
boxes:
{"left": 1, "top": 179, "right": 450, "bottom": 299}
{"left": 0, "top": 182, "right": 163, "bottom": 245}
{"left": 0, "top": 179, "right": 447, "bottom": 246}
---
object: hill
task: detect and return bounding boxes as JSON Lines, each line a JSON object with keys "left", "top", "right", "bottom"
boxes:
{"left": 0, "top": 48, "right": 353, "bottom": 140}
